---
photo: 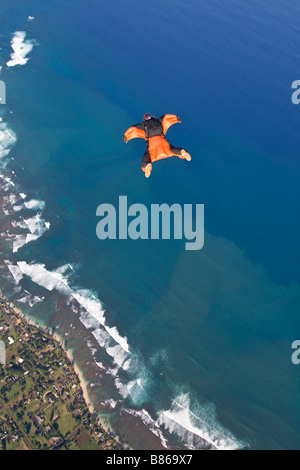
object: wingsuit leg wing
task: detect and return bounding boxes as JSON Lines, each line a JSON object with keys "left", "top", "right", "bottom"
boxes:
{"left": 169, "top": 145, "right": 192, "bottom": 161}
{"left": 141, "top": 146, "right": 152, "bottom": 178}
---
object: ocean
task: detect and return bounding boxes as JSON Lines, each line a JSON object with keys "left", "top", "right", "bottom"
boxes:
{"left": 0, "top": 0, "right": 300, "bottom": 449}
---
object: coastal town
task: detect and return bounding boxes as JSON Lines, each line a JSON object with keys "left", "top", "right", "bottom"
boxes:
{"left": 0, "top": 295, "right": 124, "bottom": 450}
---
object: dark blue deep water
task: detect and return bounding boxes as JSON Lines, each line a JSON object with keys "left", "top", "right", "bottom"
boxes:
{"left": 0, "top": 0, "right": 300, "bottom": 449}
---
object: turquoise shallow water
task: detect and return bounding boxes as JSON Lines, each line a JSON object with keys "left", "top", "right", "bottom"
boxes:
{"left": 0, "top": 0, "right": 300, "bottom": 449}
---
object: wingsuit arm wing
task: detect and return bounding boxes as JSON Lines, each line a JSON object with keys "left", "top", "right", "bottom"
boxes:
{"left": 123, "top": 123, "right": 146, "bottom": 143}
{"left": 159, "top": 114, "right": 181, "bottom": 135}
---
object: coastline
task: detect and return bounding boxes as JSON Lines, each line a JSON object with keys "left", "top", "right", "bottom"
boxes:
{"left": 0, "top": 288, "right": 126, "bottom": 449}
{"left": 48, "top": 330, "right": 94, "bottom": 414}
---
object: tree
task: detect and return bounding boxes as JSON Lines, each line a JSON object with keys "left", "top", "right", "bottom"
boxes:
{"left": 24, "top": 422, "right": 31, "bottom": 434}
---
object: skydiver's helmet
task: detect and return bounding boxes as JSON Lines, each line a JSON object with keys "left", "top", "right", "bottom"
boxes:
{"left": 143, "top": 113, "right": 154, "bottom": 121}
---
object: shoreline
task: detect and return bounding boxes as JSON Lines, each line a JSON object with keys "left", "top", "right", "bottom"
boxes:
{"left": 0, "top": 289, "right": 127, "bottom": 449}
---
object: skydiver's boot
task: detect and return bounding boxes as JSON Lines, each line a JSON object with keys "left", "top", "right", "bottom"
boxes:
{"left": 181, "top": 149, "right": 191, "bottom": 161}
{"left": 144, "top": 163, "right": 152, "bottom": 178}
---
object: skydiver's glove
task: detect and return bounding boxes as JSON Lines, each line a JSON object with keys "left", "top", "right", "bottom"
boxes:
{"left": 177, "top": 116, "right": 182, "bottom": 123}
{"left": 123, "top": 135, "right": 127, "bottom": 143}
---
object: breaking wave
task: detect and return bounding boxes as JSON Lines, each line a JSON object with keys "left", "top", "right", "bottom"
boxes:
{"left": 6, "top": 31, "right": 36, "bottom": 67}
{"left": 157, "top": 393, "right": 246, "bottom": 450}
{"left": 0, "top": 123, "right": 17, "bottom": 159}
{"left": 13, "top": 260, "right": 131, "bottom": 374}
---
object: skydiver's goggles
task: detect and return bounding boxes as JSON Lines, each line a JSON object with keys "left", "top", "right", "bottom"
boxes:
{"left": 143, "top": 113, "right": 154, "bottom": 121}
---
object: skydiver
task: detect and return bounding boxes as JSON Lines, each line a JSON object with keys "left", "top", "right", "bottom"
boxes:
{"left": 123, "top": 113, "right": 191, "bottom": 177}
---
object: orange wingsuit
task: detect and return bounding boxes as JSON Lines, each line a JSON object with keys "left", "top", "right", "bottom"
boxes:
{"left": 123, "top": 114, "right": 191, "bottom": 177}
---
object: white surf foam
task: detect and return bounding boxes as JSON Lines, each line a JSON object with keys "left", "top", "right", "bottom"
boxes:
{"left": 4, "top": 259, "right": 24, "bottom": 284}
{"left": 12, "top": 213, "right": 50, "bottom": 252}
{"left": 103, "top": 399, "right": 119, "bottom": 409}
{"left": 2, "top": 192, "right": 22, "bottom": 214}
{"left": 18, "top": 291, "right": 43, "bottom": 307}
{"left": 9, "top": 194, "right": 18, "bottom": 205}
{"left": 6, "top": 31, "right": 36, "bottom": 67}
{"left": 17, "top": 261, "right": 71, "bottom": 293}
{"left": 72, "top": 290, "right": 106, "bottom": 324}
{"left": 105, "top": 325, "right": 129, "bottom": 353}
{"left": 73, "top": 289, "right": 131, "bottom": 370}
{"left": 85, "top": 323, "right": 131, "bottom": 372}
{"left": 122, "top": 408, "right": 168, "bottom": 448}
{"left": 24, "top": 199, "right": 45, "bottom": 211}
{"left": 12, "top": 235, "right": 27, "bottom": 253}
{"left": 106, "top": 344, "right": 131, "bottom": 370}
{"left": 105, "top": 363, "right": 152, "bottom": 407}
{"left": 126, "top": 378, "right": 146, "bottom": 397}
{"left": 95, "top": 361, "right": 106, "bottom": 370}
{"left": 15, "top": 261, "right": 131, "bottom": 371}
{"left": 24, "top": 214, "right": 47, "bottom": 234}
{"left": 157, "top": 393, "right": 244, "bottom": 450}
{"left": 11, "top": 219, "right": 27, "bottom": 230}
{"left": 113, "top": 375, "right": 129, "bottom": 399}
{"left": 0, "top": 123, "right": 17, "bottom": 158}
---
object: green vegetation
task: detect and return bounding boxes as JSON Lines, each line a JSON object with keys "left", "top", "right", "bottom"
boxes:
{"left": 0, "top": 296, "right": 124, "bottom": 450}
